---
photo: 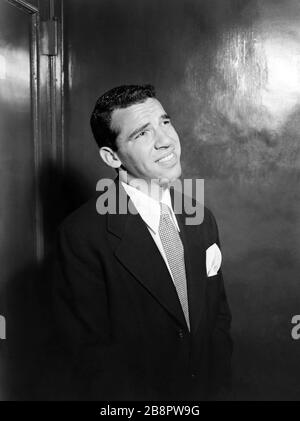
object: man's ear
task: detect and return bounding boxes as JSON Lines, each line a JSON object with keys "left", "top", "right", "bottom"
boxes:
{"left": 99, "top": 147, "right": 122, "bottom": 169}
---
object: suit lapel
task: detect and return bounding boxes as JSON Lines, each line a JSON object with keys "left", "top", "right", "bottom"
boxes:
{"left": 106, "top": 179, "right": 188, "bottom": 329}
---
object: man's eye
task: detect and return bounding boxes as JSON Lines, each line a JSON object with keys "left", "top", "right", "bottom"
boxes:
{"left": 163, "top": 119, "right": 171, "bottom": 125}
{"left": 136, "top": 130, "right": 147, "bottom": 139}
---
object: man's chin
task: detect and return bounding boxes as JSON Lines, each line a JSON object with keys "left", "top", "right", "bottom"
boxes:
{"left": 157, "top": 167, "right": 182, "bottom": 186}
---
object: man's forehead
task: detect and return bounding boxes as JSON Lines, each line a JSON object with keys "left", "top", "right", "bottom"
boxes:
{"left": 111, "top": 98, "right": 166, "bottom": 132}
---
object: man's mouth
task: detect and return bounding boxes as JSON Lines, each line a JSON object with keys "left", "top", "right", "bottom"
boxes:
{"left": 156, "top": 152, "right": 176, "bottom": 164}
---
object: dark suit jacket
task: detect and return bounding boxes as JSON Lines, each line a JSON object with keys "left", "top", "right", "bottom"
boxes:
{"left": 52, "top": 178, "right": 232, "bottom": 401}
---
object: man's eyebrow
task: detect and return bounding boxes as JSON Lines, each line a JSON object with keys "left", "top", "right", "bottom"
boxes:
{"left": 128, "top": 123, "right": 151, "bottom": 140}
{"left": 128, "top": 114, "right": 171, "bottom": 140}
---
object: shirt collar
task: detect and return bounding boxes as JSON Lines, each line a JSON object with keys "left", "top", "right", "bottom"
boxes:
{"left": 121, "top": 181, "right": 180, "bottom": 234}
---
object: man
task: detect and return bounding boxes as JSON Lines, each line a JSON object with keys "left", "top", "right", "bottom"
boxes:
{"left": 52, "top": 84, "right": 232, "bottom": 400}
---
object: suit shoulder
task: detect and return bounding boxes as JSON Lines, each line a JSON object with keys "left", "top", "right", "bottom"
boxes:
{"left": 180, "top": 189, "right": 217, "bottom": 227}
{"left": 58, "top": 195, "right": 106, "bottom": 239}
{"left": 203, "top": 205, "right": 218, "bottom": 225}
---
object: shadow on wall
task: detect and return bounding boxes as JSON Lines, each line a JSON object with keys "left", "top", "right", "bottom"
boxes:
{"left": 3, "top": 161, "right": 94, "bottom": 400}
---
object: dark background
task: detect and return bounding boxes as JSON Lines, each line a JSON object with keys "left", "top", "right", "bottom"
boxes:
{"left": 63, "top": 0, "right": 300, "bottom": 400}
{"left": 1, "top": 0, "right": 300, "bottom": 400}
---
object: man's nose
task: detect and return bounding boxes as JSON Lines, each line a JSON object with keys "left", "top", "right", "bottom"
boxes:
{"left": 154, "top": 127, "right": 172, "bottom": 149}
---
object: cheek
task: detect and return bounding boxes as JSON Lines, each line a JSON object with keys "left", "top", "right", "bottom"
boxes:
{"left": 171, "top": 134, "right": 181, "bottom": 151}
{"left": 169, "top": 126, "right": 180, "bottom": 139}
{"left": 124, "top": 148, "right": 151, "bottom": 170}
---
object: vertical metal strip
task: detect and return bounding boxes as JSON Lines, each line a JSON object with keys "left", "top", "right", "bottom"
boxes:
{"left": 50, "top": 55, "right": 57, "bottom": 162}
{"left": 31, "top": 12, "right": 44, "bottom": 262}
{"left": 60, "top": 0, "right": 65, "bottom": 170}
{"left": 49, "top": 0, "right": 57, "bottom": 163}
{"left": 49, "top": 0, "right": 54, "bottom": 18}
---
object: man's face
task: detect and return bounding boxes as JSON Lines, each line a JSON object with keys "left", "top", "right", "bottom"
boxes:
{"left": 110, "top": 98, "right": 182, "bottom": 184}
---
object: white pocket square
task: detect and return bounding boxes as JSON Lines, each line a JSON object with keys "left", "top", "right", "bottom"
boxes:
{"left": 206, "top": 243, "right": 222, "bottom": 277}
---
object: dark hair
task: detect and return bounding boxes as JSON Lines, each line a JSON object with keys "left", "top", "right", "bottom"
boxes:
{"left": 90, "top": 84, "right": 156, "bottom": 150}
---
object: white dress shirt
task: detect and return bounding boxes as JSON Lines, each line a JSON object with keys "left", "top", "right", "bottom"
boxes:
{"left": 121, "top": 181, "right": 180, "bottom": 282}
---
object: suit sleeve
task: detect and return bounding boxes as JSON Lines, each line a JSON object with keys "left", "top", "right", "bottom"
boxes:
{"left": 208, "top": 211, "right": 233, "bottom": 399}
{"left": 51, "top": 223, "right": 125, "bottom": 400}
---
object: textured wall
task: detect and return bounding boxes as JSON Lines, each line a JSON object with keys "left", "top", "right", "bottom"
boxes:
{"left": 63, "top": 0, "right": 300, "bottom": 399}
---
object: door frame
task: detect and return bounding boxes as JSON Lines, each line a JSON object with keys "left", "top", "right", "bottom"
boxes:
{"left": 5, "top": 0, "right": 64, "bottom": 261}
